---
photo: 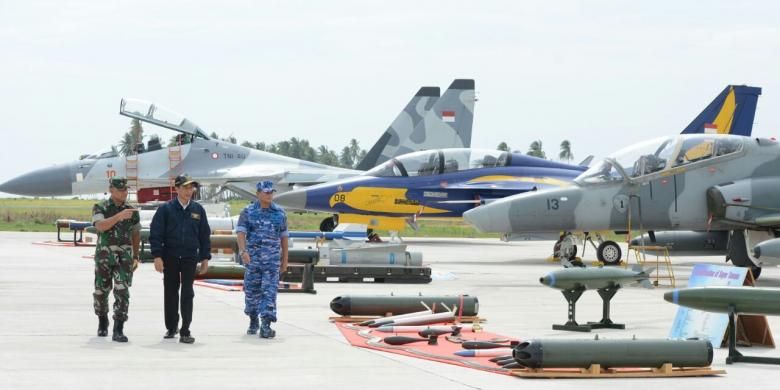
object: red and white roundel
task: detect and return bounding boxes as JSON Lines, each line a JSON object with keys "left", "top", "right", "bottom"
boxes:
{"left": 211, "top": 152, "right": 219, "bottom": 160}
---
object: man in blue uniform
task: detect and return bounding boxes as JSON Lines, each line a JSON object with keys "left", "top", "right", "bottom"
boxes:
{"left": 236, "top": 180, "right": 289, "bottom": 338}
{"left": 149, "top": 175, "right": 211, "bottom": 344}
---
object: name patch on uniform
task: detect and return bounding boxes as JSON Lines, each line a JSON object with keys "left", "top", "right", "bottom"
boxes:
{"left": 191, "top": 212, "right": 201, "bottom": 220}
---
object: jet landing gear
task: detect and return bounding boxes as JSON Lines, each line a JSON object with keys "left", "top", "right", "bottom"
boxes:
{"left": 554, "top": 233, "right": 623, "bottom": 266}
{"left": 554, "top": 233, "right": 579, "bottom": 263}
{"left": 727, "top": 229, "right": 763, "bottom": 279}
{"left": 319, "top": 215, "right": 338, "bottom": 232}
{"left": 596, "top": 240, "right": 622, "bottom": 266}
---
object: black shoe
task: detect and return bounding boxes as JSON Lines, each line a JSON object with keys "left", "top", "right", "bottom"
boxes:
{"left": 163, "top": 329, "right": 178, "bottom": 339}
{"left": 179, "top": 334, "right": 195, "bottom": 344}
{"left": 112, "top": 320, "right": 128, "bottom": 343}
{"left": 97, "top": 315, "right": 109, "bottom": 337}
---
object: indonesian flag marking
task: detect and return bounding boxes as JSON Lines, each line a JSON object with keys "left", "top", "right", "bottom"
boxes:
{"left": 442, "top": 110, "right": 456, "bottom": 122}
{"left": 704, "top": 123, "right": 718, "bottom": 134}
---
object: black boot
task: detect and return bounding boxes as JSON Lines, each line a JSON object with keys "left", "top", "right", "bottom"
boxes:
{"left": 97, "top": 315, "right": 109, "bottom": 337}
{"left": 260, "top": 319, "right": 276, "bottom": 339}
{"left": 112, "top": 320, "right": 128, "bottom": 342}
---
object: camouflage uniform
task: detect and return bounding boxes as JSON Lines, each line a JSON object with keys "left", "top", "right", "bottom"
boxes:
{"left": 92, "top": 199, "right": 141, "bottom": 322}
{"left": 237, "top": 200, "right": 288, "bottom": 323}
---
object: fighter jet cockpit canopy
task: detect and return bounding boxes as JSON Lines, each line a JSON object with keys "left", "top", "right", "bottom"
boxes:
{"left": 575, "top": 134, "right": 744, "bottom": 185}
{"left": 119, "top": 98, "right": 210, "bottom": 140}
{"left": 365, "top": 148, "right": 512, "bottom": 177}
{"left": 79, "top": 149, "right": 119, "bottom": 160}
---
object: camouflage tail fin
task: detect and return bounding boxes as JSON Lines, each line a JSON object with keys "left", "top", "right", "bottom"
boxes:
{"left": 356, "top": 87, "right": 440, "bottom": 171}
{"left": 680, "top": 85, "right": 761, "bottom": 136}
{"left": 409, "top": 79, "right": 475, "bottom": 151}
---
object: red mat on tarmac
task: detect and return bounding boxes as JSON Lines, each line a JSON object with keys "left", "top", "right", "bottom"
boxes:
{"left": 335, "top": 322, "right": 518, "bottom": 376}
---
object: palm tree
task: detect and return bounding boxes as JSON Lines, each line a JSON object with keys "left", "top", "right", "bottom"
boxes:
{"left": 317, "top": 145, "right": 339, "bottom": 166}
{"left": 339, "top": 146, "right": 354, "bottom": 168}
{"left": 130, "top": 118, "right": 143, "bottom": 145}
{"left": 559, "top": 140, "right": 573, "bottom": 162}
{"left": 118, "top": 118, "right": 145, "bottom": 156}
{"left": 349, "top": 138, "right": 362, "bottom": 168}
{"left": 527, "top": 140, "right": 546, "bottom": 159}
{"left": 118, "top": 132, "right": 134, "bottom": 156}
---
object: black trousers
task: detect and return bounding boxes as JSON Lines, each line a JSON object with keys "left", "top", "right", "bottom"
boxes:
{"left": 163, "top": 258, "right": 197, "bottom": 335}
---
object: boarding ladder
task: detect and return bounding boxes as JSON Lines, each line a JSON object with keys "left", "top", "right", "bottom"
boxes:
{"left": 625, "top": 194, "right": 676, "bottom": 287}
{"left": 125, "top": 153, "right": 139, "bottom": 202}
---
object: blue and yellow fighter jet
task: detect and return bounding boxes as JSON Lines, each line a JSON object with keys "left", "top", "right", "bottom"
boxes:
{"left": 274, "top": 148, "right": 589, "bottom": 231}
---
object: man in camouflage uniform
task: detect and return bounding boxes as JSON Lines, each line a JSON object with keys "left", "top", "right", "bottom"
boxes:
{"left": 237, "top": 180, "right": 289, "bottom": 338}
{"left": 91, "top": 177, "right": 141, "bottom": 342}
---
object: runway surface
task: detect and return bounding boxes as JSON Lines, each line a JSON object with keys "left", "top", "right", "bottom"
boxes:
{"left": 1, "top": 232, "right": 779, "bottom": 389}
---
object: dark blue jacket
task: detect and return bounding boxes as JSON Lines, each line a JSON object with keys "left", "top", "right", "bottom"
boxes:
{"left": 149, "top": 199, "right": 211, "bottom": 261}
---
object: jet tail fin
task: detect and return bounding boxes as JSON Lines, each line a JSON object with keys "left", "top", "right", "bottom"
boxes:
{"left": 680, "top": 85, "right": 762, "bottom": 136}
{"left": 578, "top": 155, "right": 594, "bottom": 167}
{"left": 410, "top": 79, "right": 475, "bottom": 151}
{"left": 357, "top": 79, "right": 476, "bottom": 170}
{"left": 356, "top": 86, "right": 440, "bottom": 171}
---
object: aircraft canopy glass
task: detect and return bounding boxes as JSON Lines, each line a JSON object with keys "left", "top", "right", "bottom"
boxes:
{"left": 81, "top": 149, "right": 119, "bottom": 160}
{"left": 120, "top": 98, "right": 210, "bottom": 139}
{"left": 365, "top": 149, "right": 511, "bottom": 177}
{"left": 575, "top": 135, "right": 744, "bottom": 185}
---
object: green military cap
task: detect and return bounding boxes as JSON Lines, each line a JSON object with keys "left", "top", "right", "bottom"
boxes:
{"left": 174, "top": 174, "right": 199, "bottom": 187}
{"left": 109, "top": 176, "right": 128, "bottom": 189}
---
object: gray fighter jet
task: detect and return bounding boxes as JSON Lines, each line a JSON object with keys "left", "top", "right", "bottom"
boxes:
{"left": 0, "top": 80, "right": 475, "bottom": 198}
{"left": 464, "top": 133, "right": 780, "bottom": 276}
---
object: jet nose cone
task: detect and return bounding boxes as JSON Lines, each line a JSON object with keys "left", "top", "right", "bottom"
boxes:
{"left": 275, "top": 189, "right": 307, "bottom": 210}
{"left": 463, "top": 202, "right": 510, "bottom": 232}
{"left": 0, "top": 164, "right": 74, "bottom": 196}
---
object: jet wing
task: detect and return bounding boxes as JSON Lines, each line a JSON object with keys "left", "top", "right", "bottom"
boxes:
{"left": 278, "top": 169, "right": 362, "bottom": 186}
{"left": 442, "top": 175, "right": 572, "bottom": 192}
{"left": 188, "top": 166, "right": 362, "bottom": 199}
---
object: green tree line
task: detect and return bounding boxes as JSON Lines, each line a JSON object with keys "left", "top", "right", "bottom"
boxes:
{"left": 497, "top": 140, "right": 573, "bottom": 162}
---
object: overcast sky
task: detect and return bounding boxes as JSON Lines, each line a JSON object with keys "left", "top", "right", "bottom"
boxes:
{"left": 1, "top": 0, "right": 779, "bottom": 189}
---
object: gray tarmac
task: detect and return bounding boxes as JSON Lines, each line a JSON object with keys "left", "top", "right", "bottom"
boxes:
{"left": 1, "top": 231, "right": 779, "bottom": 389}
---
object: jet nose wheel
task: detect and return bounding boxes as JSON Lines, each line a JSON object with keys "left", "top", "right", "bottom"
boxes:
{"left": 319, "top": 216, "right": 337, "bottom": 232}
{"left": 554, "top": 234, "right": 578, "bottom": 261}
{"left": 597, "top": 240, "right": 622, "bottom": 266}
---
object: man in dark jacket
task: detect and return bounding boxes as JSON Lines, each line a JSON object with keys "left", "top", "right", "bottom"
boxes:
{"left": 149, "top": 175, "right": 211, "bottom": 344}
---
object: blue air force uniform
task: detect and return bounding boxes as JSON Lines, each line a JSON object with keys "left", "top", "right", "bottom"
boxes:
{"left": 237, "top": 194, "right": 288, "bottom": 323}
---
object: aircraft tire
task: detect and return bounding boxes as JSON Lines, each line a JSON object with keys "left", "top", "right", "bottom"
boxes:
{"left": 727, "top": 230, "right": 762, "bottom": 279}
{"left": 554, "top": 234, "right": 578, "bottom": 260}
{"left": 319, "top": 216, "right": 336, "bottom": 232}
{"left": 597, "top": 240, "right": 622, "bottom": 266}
